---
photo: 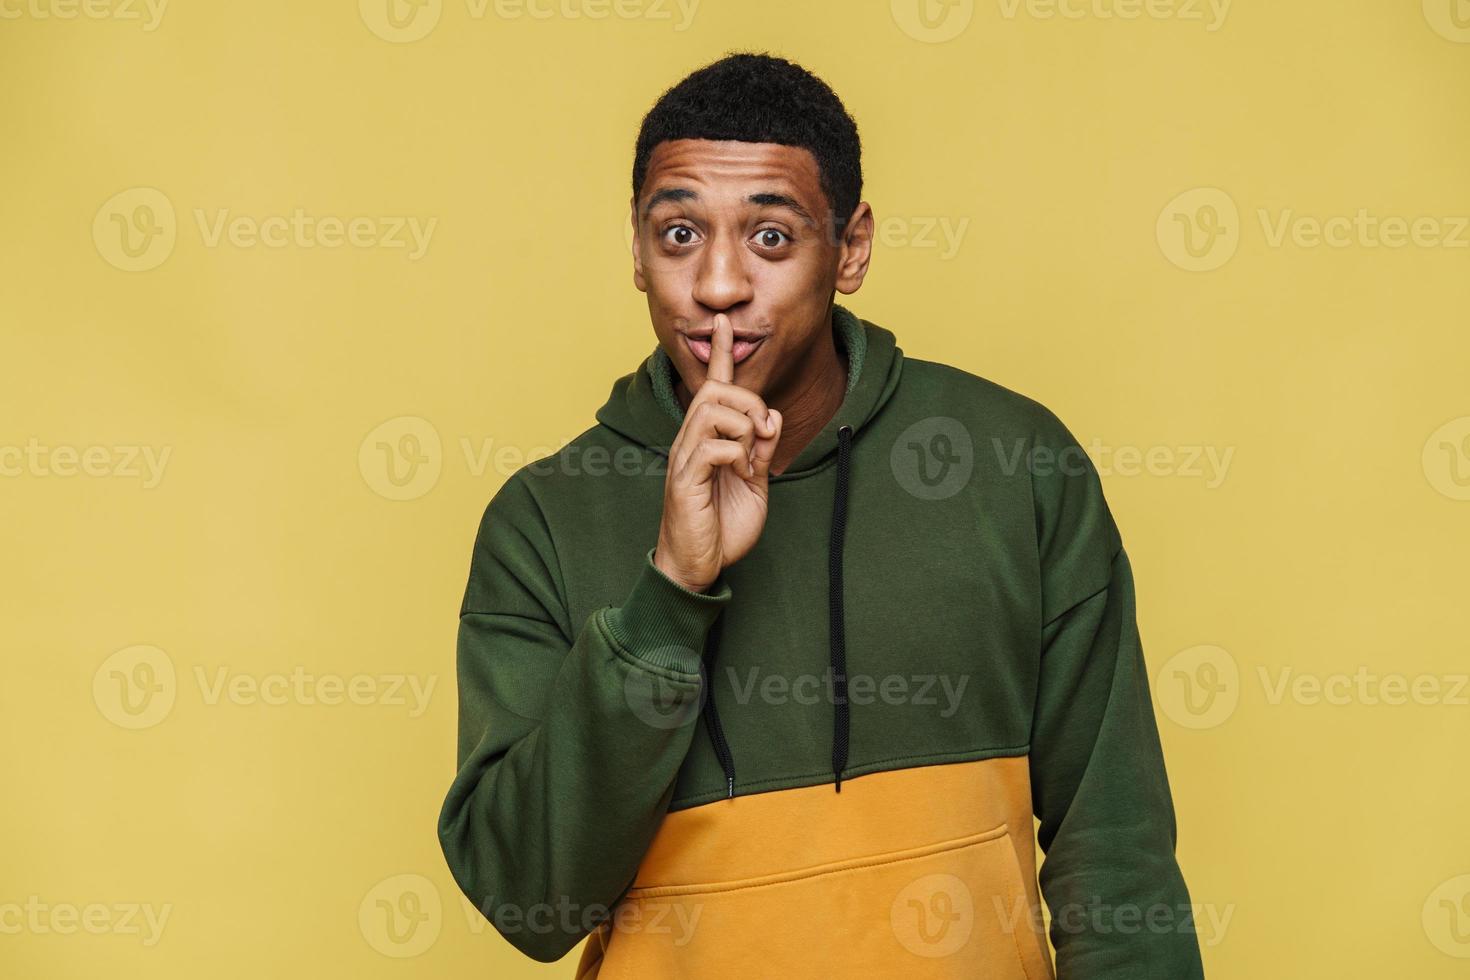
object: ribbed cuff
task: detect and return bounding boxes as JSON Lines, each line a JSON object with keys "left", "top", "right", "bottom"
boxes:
{"left": 602, "top": 547, "right": 732, "bottom": 673}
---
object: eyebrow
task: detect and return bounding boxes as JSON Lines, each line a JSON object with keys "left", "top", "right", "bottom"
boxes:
{"left": 641, "top": 187, "right": 817, "bottom": 227}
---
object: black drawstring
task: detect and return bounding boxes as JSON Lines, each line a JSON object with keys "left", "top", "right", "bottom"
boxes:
{"left": 697, "top": 422, "right": 856, "bottom": 799}
{"left": 830, "top": 424, "right": 853, "bottom": 791}
{"left": 700, "top": 611, "right": 736, "bottom": 799}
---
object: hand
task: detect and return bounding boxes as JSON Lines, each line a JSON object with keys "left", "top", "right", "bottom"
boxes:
{"left": 653, "top": 313, "right": 783, "bottom": 593}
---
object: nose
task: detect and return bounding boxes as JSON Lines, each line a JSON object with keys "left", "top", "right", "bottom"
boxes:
{"left": 690, "top": 226, "right": 753, "bottom": 313}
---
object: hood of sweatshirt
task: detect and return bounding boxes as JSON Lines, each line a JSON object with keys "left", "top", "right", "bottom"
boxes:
{"left": 594, "top": 302, "right": 905, "bottom": 794}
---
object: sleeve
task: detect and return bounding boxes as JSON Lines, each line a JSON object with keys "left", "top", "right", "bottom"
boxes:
{"left": 1026, "top": 413, "right": 1206, "bottom": 979}
{"left": 436, "top": 472, "right": 731, "bottom": 963}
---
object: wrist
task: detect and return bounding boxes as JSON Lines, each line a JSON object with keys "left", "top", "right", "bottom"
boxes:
{"left": 653, "top": 546, "right": 713, "bottom": 594}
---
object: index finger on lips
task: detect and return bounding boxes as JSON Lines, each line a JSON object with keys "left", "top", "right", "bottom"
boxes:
{"left": 705, "top": 313, "right": 735, "bottom": 387}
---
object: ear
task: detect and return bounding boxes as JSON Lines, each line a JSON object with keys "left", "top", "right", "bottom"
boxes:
{"left": 834, "top": 201, "right": 873, "bottom": 295}
{"left": 630, "top": 195, "right": 648, "bottom": 293}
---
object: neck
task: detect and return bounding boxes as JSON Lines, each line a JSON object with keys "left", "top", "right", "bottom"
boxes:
{"left": 676, "top": 314, "right": 849, "bottom": 476}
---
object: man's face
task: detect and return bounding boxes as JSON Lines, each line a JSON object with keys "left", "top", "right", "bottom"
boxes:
{"left": 631, "top": 138, "right": 871, "bottom": 402}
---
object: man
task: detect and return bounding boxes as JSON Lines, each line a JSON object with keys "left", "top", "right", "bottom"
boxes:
{"left": 438, "top": 51, "right": 1205, "bottom": 978}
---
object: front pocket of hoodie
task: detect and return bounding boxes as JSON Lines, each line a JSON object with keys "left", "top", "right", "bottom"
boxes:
{"left": 592, "top": 822, "right": 1045, "bottom": 980}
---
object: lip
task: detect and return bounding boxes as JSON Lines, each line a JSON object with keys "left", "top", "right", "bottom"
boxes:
{"left": 684, "top": 333, "right": 766, "bottom": 365}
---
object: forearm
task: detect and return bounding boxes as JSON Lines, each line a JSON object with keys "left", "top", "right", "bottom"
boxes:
{"left": 438, "top": 547, "right": 729, "bottom": 962}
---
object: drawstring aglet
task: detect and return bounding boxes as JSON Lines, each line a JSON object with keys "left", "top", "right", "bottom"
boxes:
{"left": 726, "top": 776, "right": 735, "bottom": 799}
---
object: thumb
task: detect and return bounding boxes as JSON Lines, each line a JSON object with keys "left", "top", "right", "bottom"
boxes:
{"left": 748, "top": 409, "right": 781, "bottom": 481}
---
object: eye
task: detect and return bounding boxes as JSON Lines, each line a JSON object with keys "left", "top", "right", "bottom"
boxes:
{"left": 662, "top": 224, "right": 700, "bottom": 247}
{"left": 752, "top": 228, "right": 790, "bottom": 249}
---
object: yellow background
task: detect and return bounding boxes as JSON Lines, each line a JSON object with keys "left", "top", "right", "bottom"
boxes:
{"left": 4, "top": 0, "right": 1468, "bottom": 976}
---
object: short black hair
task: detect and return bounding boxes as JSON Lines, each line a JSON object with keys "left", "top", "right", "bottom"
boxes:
{"left": 632, "top": 52, "right": 863, "bottom": 234}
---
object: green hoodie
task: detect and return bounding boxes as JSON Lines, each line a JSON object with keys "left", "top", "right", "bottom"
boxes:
{"left": 437, "top": 304, "right": 1205, "bottom": 979}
